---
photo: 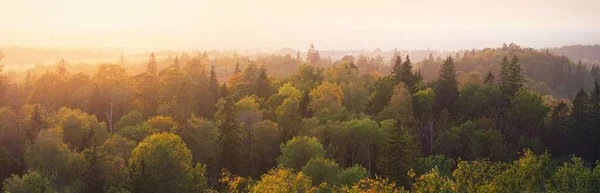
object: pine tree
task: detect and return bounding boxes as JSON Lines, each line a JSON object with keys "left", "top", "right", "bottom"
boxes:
{"left": 484, "top": 71, "right": 495, "bottom": 85}
{"left": 591, "top": 78, "right": 600, "bottom": 116}
{"left": 499, "top": 55, "right": 525, "bottom": 96}
{"left": 173, "top": 55, "right": 180, "bottom": 69}
{"left": 307, "top": 44, "right": 321, "bottom": 64}
{"left": 377, "top": 122, "right": 417, "bottom": 188}
{"left": 434, "top": 56, "right": 459, "bottom": 114}
{"left": 296, "top": 50, "right": 302, "bottom": 61}
{"left": 571, "top": 88, "right": 592, "bottom": 158}
{"left": 299, "top": 90, "right": 311, "bottom": 118}
{"left": 219, "top": 83, "right": 228, "bottom": 99}
{"left": 256, "top": 66, "right": 271, "bottom": 99}
{"left": 56, "top": 59, "right": 68, "bottom": 76}
{"left": 28, "top": 104, "right": 45, "bottom": 141}
{"left": 234, "top": 63, "right": 241, "bottom": 74}
{"left": 391, "top": 55, "right": 417, "bottom": 92}
{"left": 215, "top": 95, "right": 244, "bottom": 175}
{"left": 148, "top": 52, "right": 158, "bottom": 74}
{"left": 209, "top": 66, "right": 219, "bottom": 100}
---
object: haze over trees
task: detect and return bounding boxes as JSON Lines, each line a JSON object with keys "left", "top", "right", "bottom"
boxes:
{"left": 1, "top": 42, "right": 600, "bottom": 192}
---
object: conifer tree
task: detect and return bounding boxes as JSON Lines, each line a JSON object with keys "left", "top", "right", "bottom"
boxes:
{"left": 499, "top": 55, "right": 525, "bottom": 96}
{"left": 377, "top": 122, "right": 417, "bottom": 188}
{"left": 299, "top": 90, "right": 311, "bottom": 118}
{"left": 484, "top": 71, "right": 495, "bottom": 85}
{"left": 147, "top": 52, "right": 158, "bottom": 74}
{"left": 215, "top": 94, "right": 244, "bottom": 175}
{"left": 234, "top": 63, "right": 241, "bottom": 74}
{"left": 209, "top": 66, "right": 219, "bottom": 100}
{"left": 391, "top": 55, "right": 417, "bottom": 92}
{"left": 256, "top": 66, "right": 271, "bottom": 99}
{"left": 571, "top": 88, "right": 592, "bottom": 158}
{"left": 434, "top": 56, "right": 459, "bottom": 114}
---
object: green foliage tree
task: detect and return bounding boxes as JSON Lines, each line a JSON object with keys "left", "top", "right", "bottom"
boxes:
{"left": 2, "top": 171, "right": 55, "bottom": 193}
{"left": 129, "top": 133, "right": 207, "bottom": 193}
{"left": 411, "top": 168, "right": 454, "bottom": 193}
{"left": 277, "top": 136, "right": 326, "bottom": 170}
{"left": 250, "top": 167, "right": 314, "bottom": 193}
{"left": 337, "top": 165, "right": 368, "bottom": 187}
{"left": 301, "top": 158, "right": 340, "bottom": 186}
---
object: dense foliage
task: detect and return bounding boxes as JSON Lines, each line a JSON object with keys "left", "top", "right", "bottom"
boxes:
{"left": 1, "top": 44, "right": 600, "bottom": 192}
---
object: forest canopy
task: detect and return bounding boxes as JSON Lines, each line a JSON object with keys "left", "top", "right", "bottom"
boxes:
{"left": 1, "top": 43, "right": 600, "bottom": 192}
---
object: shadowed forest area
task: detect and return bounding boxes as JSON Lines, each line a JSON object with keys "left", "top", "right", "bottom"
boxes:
{"left": 1, "top": 42, "right": 600, "bottom": 193}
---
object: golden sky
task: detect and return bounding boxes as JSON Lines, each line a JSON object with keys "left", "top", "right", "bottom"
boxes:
{"left": 1, "top": 0, "right": 599, "bottom": 51}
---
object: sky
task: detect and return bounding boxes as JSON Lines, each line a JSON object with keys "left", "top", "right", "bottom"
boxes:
{"left": 1, "top": 0, "right": 599, "bottom": 52}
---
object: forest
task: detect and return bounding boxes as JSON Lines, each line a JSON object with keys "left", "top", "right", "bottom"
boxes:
{"left": 1, "top": 43, "right": 600, "bottom": 193}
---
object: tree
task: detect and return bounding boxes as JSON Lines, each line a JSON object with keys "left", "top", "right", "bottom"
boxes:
{"left": 345, "top": 118, "right": 382, "bottom": 176}
{"left": 299, "top": 90, "right": 311, "bottom": 118}
{"left": 366, "top": 76, "right": 395, "bottom": 115}
{"left": 307, "top": 44, "right": 321, "bottom": 65}
{"left": 129, "top": 133, "right": 207, "bottom": 193}
{"left": 2, "top": 171, "right": 55, "bottom": 193}
{"left": 256, "top": 66, "right": 271, "bottom": 99}
{"left": 499, "top": 55, "right": 525, "bottom": 97}
{"left": 452, "top": 159, "right": 505, "bottom": 193}
{"left": 484, "top": 71, "right": 495, "bottom": 85}
{"left": 101, "top": 134, "right": 136, "bottom": 161}
{"left": 571, "top": 88, "right": 593, "bottom": 158}
{"left": 57, "top": 107, "right": 109, "bottom": 151}
{"left": 434, "top": 56, "right": 459, "bottom": 114}
{"left": 207, "top": 65, "right": 219, "bottom": 118}
{"left": 301, "top": 158, "right": 340, "bottom": 186}
{"left": 340, "top": 176, "right": 405, "bottom": 193}
{"left": 547, "top": 157, "right": 593, "bottom": 193}
{"left": 81, "top": 147, "right": 129, "bottom": 193}
{"left": 277, "top": 136, "right": 326, "bottom": 170}
{"left": 215, "top": 97, "right": 244, "bottom": 175}
{"left": 147, "top": 52, "right": 158, "bottom": 75}
{"left": 250, "top": 168, "right": 314, "bottom": 193}
{"left": 391, "top": 56, "right": 417, "bottom": 92}
{"left": 337, "top": 165, "right": 368, "bottom": 186}
{"left": 171, "top": 115, "right": 219, "bottom": 180}
{"left": 24, "top": 128, "right": 85, "bottom": 192}
{"left": 310, "top": 82, "right": 345, "bottom": 119}
{"left": 377, "top": 122, "right": 418, "bottom": 188}
{"left": 411, "top": 168, "right": 454, "bottom": 193}
{"left": 378, "top": 83, "right": 413, "bottom": 124}
{"left": 248, "top": 120, "right": 282, "bottom": 177}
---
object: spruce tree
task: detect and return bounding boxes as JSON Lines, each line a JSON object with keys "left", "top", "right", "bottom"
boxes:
{"left": 434, "top": 56, "right": 459, "bottom": 114}
{"left": 499, "top": 55, "right": 525, "bottom": 96}
{"left": 147, "top": 52, "right": 158, "bottom": 74}
{"left": 256, "top": 66, "right": 271, "bottom": 99}
{"left": 215, "top": 94, "right": 244, "bottom": 175}
{"left": 209, "top": 66, "right": 219, "bottom": 100}
{"left": 219, "top": 83, "right": 228, "bottom": 99}
{"left": 234, "top": 63, "right": 241, "bottom": 74}
{"left": 299, "top": 90, "right": 311, "bottom": 118}
{"left": 391, "top": 55, "right": 417, "bottom": 92}
{"left": 484, "top": 71, "right": 495, "bottom": 85}
{"left": 377, "top": 122, "right": 417, "bottom": 188}
{"left": 571, "top": 88, "right": 592, "bottom": 158}
{"left": 591, "top": 78, "right": 600, "bottom": 116}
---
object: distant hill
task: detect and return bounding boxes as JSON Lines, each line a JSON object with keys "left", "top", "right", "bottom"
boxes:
{"left": 0, "top": 47, "right": 120, "bottom": 66}
{"left": 550, "top": 44, "right": 600, "bottom": 65}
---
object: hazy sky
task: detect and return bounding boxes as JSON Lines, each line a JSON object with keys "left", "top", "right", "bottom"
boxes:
{"left": 1, "top": 0, "right": 599, "bottom": 52}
